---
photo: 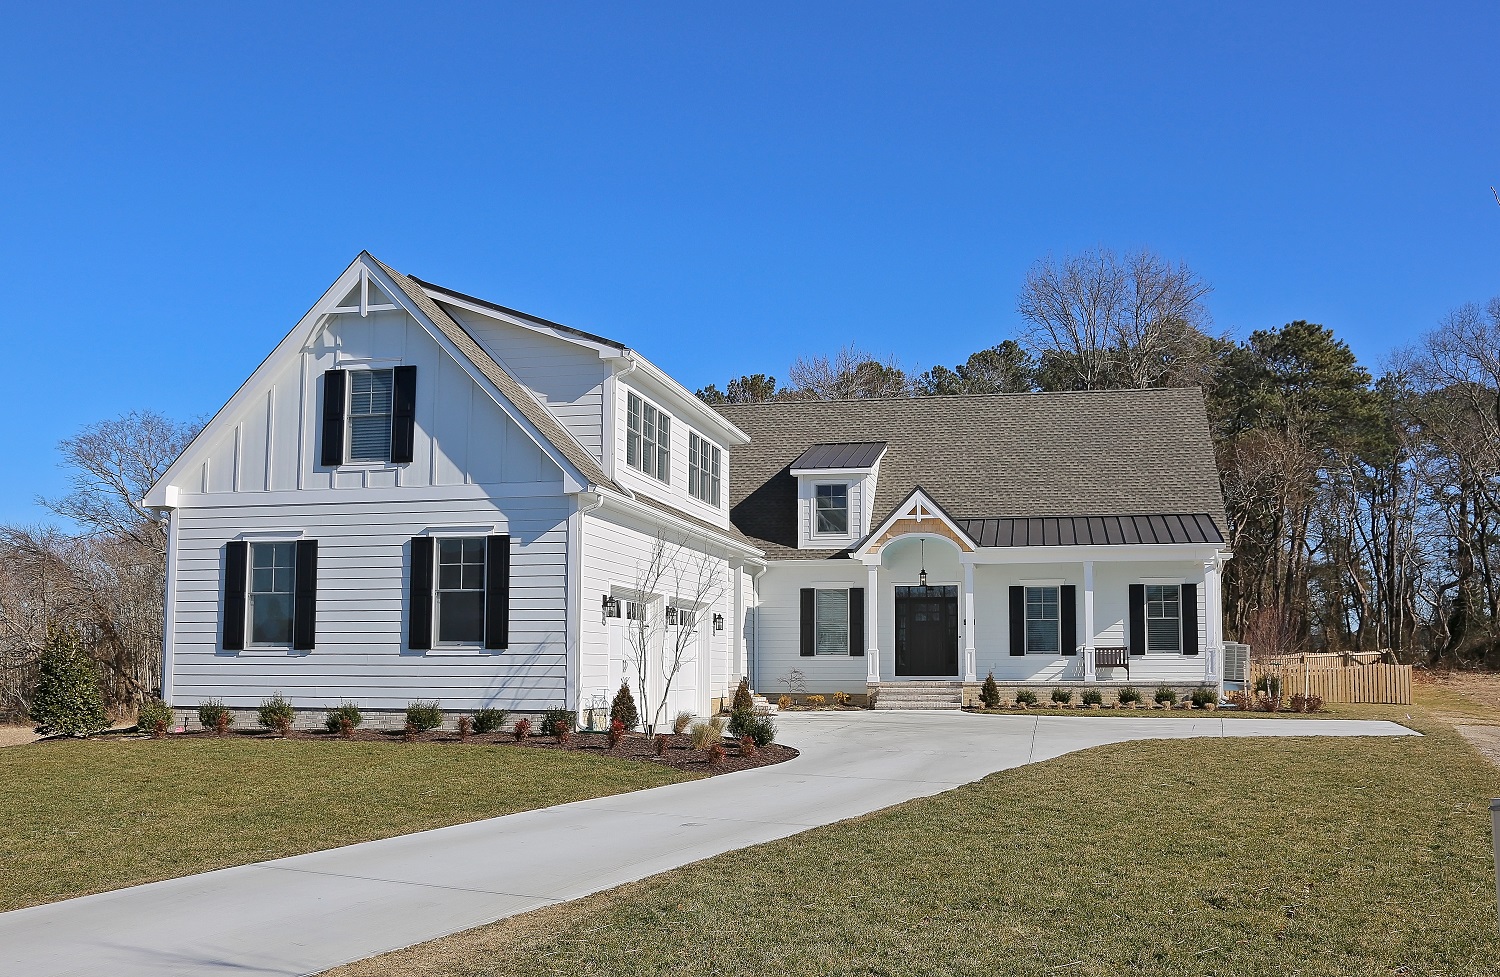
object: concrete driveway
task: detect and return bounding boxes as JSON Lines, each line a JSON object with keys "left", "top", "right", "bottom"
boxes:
{"left": 0, "top": 711, "right": 1415, "bottom": 977}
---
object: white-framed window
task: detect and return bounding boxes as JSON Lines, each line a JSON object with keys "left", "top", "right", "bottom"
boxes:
{"left": 605, "top": 597, "right": 647, "bottom": 621}
{"left": 814, "top": 484, "right": 849, "bottom": 535}
{"left": 248, "top": 542, "right": 296, "bottom": 646}
{"left": 814, "top": 587, "right": 850, "bottom": 655}
{"left": 1146, "top": 584, "right": 1181, "bottom": 653}
{"left": 435, "top": 537, "right": 486, "bottom": 645}
{"left": 666, "top": 604, "right": 696, "bottom": 627}
{"left": 626, "top": 391, "right": 671, "bottom": 483}
{"left": 1025, "top": 586, "right": 1060, "bottom": 655}
{"left": 348, "top": 368, "right": 395, "bottom": 462}
{"left": 688, "top": 432, "right": 722, "bottom": 506}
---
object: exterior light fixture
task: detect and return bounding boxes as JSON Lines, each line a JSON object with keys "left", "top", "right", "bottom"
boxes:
{"left": 602, "top": 594, "right": 618, "bottom": 615}
{"left": 918, "top": 539, "right": 928, "bottom": 590}
{"left": 713, "top": 613, "right": 725, "bottom": 632}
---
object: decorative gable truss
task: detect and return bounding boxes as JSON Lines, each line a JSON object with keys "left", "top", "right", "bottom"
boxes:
{"left": 855, "top": 487, "right": 978, "bottom": 558}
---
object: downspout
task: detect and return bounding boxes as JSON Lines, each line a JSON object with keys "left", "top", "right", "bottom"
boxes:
{"left": 569, "top": 492, "right": 605, "bottom": 715}
{"left": 750, "top": 562, "right": 768, "bottom": 692}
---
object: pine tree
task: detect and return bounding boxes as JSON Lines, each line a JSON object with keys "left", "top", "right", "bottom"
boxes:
{"left": 610, "top": 681, "right": 640, "bottom": 731}
{"left": 30, "top": 627, "right": 110, "bottom": 737}
{"left": 979, "top": 671, "right": 1001, "bottom": 709}
{"left": 731, "top": 677, "right": 754, "bottom": 715}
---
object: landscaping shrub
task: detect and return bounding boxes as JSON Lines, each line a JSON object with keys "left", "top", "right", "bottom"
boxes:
{"left": 777, "top": 694, "right": 793, "bottom": 710}
{"left": 672, "top": 711, "right": 693, "bottom": 735}
{"left": 740, "top": 734, "right": 757, "bottom": 757}
{"left": 1254, "top": 695, "right": 1279, "bottom": 712}
{"left": 540, "top": 709, "right": 576, "bottom": 738}
{"left": 1225, "top": 689, "right": 1252, "bottom": 710}
{"left": 405, "top": 700, "right": 444, "bottom": 732}
{"left": 728, "top": 702, "right": 754, "bottom": 738}
{"left": 137, "top": 698, "right": 172, "bottom": 738}
{"left": 1190, "top": 687, "right": 1217, "bottom": 709}
{"left": 257, "top": 693, "right": 295, "bottom": 736}
{"left": 1081, "top": 689, "right": 1103, "bottom": 706}
{"left": 1014, "top": 688, "right": 1038, "bottom": 706}
{"left": 1117, "top": 686, "right": 1142, "bottom": 705}
{"left": 705, "top": 740, "right": 726, "bottom": 766}
{"left": 324, "top": 702, "right": 363, "bottom": 734}
{"left": 513, "top": 717, "right": 532, "bottom": 740}
{"left": 1155, "top": 686, "right": 1178, "bottom": 705}
{"left": 608, "top": 718, "right": 625, "bottom": 749}
{"left": 731, "top": 677, "right": 754, "bottom": 715}
{"left": 457, "top": 716, "right": 472, "bottom": 741}
{"left": 1305, "top": 694, "right": 1323, "bottom": 713}
{"left": 403, "top": 721, "right": 418, "bottom": 742}
{"left": 806, "top": 694, "right": 827, "bottom": 708}
{"left": 472, "top": 708, "right": 508, "bottom": 734}
{"left": 689, "top": 719, "right": 723, "bottom": 750}
{"left": 654, "top": 733, "right": 667, "bottom": 756}
{"left": 833, "top": 690, "right": 852, "bottom": 707}
{"left": 198, "top": 699, "right": 232, "bottom": 733}
{"left": 556, "top": 725, "right": 571, "bottom": 745}
{"left": 29, "top": 627, "right": 110, "bottom": 738}
{"left": 1289, "top": 693, "right": 1308, "bottom": 713}
{"left": 1051, "top": 688, "right": 1073, "bottom": 705}
{"left": 980, "top": 672, "right": 1001, "bottom": 708}
{"left": 610, "top": 681, "right": 639, "bottom": 731}
{"left": 740, "top": 714, "right": 777, "bottom": 747}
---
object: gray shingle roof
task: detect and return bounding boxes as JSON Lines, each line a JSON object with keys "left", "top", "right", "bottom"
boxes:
{"left": 790, "top": 441, "right": 888, "bottom": 471}
{"left": 716, "top": 388, "right": 1227, "bottom": 560}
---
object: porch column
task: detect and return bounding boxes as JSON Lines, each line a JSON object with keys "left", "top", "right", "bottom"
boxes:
{"left": 1203, "top": 558, "right": 1223, "bottom": 685}
{"left": 962, "top": 559, "right": 977, "bottom": 682}
{"left": 865, "top": 563, "right": 880, "bottom": 684}
{"left": 1083, "top": 560, "right": 1097, "bottom": 682}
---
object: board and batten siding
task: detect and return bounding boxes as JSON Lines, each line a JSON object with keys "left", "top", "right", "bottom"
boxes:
{"left": 447, "top": 306, "right": 610, "bottom": 465}
{"left": 170, "top": 490, "right": 571, "bottom": 711}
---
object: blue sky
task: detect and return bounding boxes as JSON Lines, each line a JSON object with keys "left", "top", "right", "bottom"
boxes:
{"left": 1, "top": 2, "right": 1497, "bottom": 524}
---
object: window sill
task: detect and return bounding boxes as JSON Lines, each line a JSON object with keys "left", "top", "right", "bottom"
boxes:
{"left": 420, "top": 648, "right": 503, "bottom": 657}
{"left": 222, "top": 648, "right": 308, "bottom": 657}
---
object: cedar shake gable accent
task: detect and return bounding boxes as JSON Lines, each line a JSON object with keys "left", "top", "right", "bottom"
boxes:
{"left": 717, "top": 388, "right": 1227, "bottom": 560}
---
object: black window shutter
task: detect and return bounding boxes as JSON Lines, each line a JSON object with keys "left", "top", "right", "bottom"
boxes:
{"left": 321, "top": 369, "right": 347, "bottom": 467}
{"left": 800, "top": 588, "right": 814, "bottom": 656}
{"left": 849, "top": 587, "right": 865, "bottom": 657}
{"left": 484, "top": 534, "right": 511, "bottom": 650}
{"left": 1129, "top": 583, "right": 1146, "bottom": 655}
{"left": 1061, "top": 585, "right": 1077, "bottom": 655}
{"left": 292, "top": 540, "right": 318, "bottom": 651}
{"left": 223, "top": 540, "right": 247, "bottom": 651}
{"left": 390, "top": 365, "right": 417, "bottom": 464}
{"left": 1009, "top": 586, "right": 1024, "bottom": 655}
{"left": 1181, "top": 583, "right": 1199, "bottom": 655}
{"left": 409, "top": 537, "right": 433, "bottom": 651}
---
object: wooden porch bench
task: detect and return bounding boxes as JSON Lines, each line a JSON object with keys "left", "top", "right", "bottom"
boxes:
{"left": 1093, "top": 646, "right": 1130, "bottom": 679}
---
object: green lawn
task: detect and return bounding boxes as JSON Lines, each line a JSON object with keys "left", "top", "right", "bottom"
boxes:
{"left": 328, "top": 691, "right": 1500, "bottom": 977}
{"left": 0, "top": 737, "right": 691, "bottom": 912}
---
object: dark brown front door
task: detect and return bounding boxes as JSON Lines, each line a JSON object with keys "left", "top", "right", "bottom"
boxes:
{"left": 895, "top": 585, "right": 959, "bottom": 676}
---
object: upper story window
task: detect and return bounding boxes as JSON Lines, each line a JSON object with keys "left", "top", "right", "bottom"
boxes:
{"left": 626, "top": 392, "right": 670, "bottom": 483}
{"left": 248, "top": 542, "right": 296, "bottom": 646}
{"left": 1025, "top": 586, "right": 1060, "bottom": 655}
{"left": 1146, "top": 584, "right": 1181, "bottom": 652}
{"left": 814, "top": 484, "right": 849, "bottom": 535}
{"left": 348, "top": 369, "right": 394, "bottom": 462}
{"left": 688, "top": 432, "right": 722, "bottom": 507}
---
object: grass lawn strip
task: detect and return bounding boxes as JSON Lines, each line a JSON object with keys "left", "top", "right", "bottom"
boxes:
{"left": 325, "top": 688, "right": 1500, "bottom": 977}
{"left": 0, "top": 739, "right": 690, "bottom": 912}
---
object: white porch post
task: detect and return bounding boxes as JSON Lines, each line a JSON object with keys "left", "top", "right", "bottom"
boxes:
{"left": 1204, "top": 558, "right": 1223, "bottom": 685}
{"left": 962, "top": 559, "right": 977, "bottom": 682}
{"left": 865, "top": 563, "right": 880, "bottom": 684}
{"left": 1083, "top": 559, "right": 1097, "bottom": 682}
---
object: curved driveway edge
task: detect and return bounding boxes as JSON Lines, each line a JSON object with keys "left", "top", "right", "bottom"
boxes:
{"left": 0, "top": 712, "right": 1416, "bottom": 977}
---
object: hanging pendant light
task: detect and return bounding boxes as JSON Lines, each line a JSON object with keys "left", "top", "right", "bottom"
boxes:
{"left": 918, "top": 539, "right": 928, "bottom": 590}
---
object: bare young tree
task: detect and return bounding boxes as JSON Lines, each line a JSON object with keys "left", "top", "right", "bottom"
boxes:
{"left": 621, "top": 533, "right": 727, "bottom": 733}
{"left": 787, "top": 344, "right": 909, "bottom": 400}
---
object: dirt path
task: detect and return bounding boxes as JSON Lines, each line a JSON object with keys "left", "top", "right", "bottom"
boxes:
{"left": 0, "top": 725, "right": 40, "bottom": 748}
{"left": 1456, "top": 724, "right": 1500, "bottom": 771}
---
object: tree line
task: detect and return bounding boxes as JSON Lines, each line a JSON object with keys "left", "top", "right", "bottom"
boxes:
{"left": 699, "top": 247, "right": 1500, "bottom": 668}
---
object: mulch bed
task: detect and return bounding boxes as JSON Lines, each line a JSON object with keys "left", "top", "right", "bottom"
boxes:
{"left": 166, "top": 727, "right": 797, "bottom": 776}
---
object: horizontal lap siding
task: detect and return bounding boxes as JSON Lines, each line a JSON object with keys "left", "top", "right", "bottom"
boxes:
{"left": 756, "top": 562, "right": 868, "bottom": 694}
{"left": 172, "top": 494, "right": 570, "bottom": 711}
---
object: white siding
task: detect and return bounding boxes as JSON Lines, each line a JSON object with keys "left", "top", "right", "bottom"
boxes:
{"left": 170, "top": 490, "right": 571, "bottom": 712}
{"left": 611, "top": 375, "right": 735, "bottom": 531}
{"left": 448, "top": 307, "right": 610, "bottom": 465}
{"left": 754, "top": 560, "right": 868, "bottom": 695}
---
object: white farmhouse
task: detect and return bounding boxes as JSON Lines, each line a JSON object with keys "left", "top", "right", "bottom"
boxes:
{"left": 143, "top": 254, "right": 1231, "bottom": 723}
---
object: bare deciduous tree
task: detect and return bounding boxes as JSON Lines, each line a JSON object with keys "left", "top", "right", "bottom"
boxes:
{"left": 787, "top": 344, "right": 909, "bottom": 400}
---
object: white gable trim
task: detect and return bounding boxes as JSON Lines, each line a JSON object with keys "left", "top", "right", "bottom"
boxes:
{"left": 143, "top": 254, "right": 587, "bottom": 507}
{"left": 852, "top": 487, "right": 979, "bottom": 557}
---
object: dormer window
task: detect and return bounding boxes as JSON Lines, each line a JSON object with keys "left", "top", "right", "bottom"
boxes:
{"left": 815, "top": 484, "right": 849, "bottom": 535}
{"left": 626, "top": 392, "right": 670, "bottom": 483}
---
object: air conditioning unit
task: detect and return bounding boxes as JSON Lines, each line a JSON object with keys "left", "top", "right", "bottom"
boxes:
{"left": 1222, "top": 642, "right": 1251, "bottom": 684}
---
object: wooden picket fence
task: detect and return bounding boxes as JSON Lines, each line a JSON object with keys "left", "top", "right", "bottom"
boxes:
{"left": 1249, "top": 657, "right": 1412, "bottom": 705}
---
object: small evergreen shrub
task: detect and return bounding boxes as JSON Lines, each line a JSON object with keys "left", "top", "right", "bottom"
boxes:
{"left": 403, "top": 721, "right": 418, "bottom": 742}
{"left": 30, "top": 628, "right": 109, "bottom": 738}
{"left": 728, "top": 706, "right": 753, "bottom": 738}
{"left": 608, "top": 718, "right": 625, "bottom": 748}
{"left": 1051, "top": 688, "right": 1073, "bottom": 705}
{"left": 513, "top": 717, "right": 533, "bottom": 740}
{"left": 979, "top": 672, "right": 1001, "bottom": 709}
{"left": 705, "top": 740, "right": 726, "bottom": 766}
{"left": 257, "top": 693, "right": 295, "bottom": 735}
{"left": 1155, "top": 686, "right": 1178, "bottom": 705}
{"left": 457, "top": 716, "right": 472, "bottom": 741}
{"left": 673, "top": 711, "right": 693, "bottom": 735}
{"left": 1014, "top": 688, "right": 1038, "bottom": 706}
{"left": 405, "top": 700, "right": 444, "bottom": 732}
{"left": 472, "top": 708, "right": 508, "bottom": 734}
{"left": 731, "top": 677, "right": 754, "bottom": 715}
{"left": 324, "top": 702, "right": 363, "bottom": 734}
{"left": 1117, "top": 686, "right": 1142, "bottom": 705}
{"left": 1081, "top": 689, "right": 1103, "bottom": 706}
{"left": 556, "top": 724, "right": 572, "bottom": 745}
{"left": 137, "top": 698, "right": 173, "bottom": 738}
{"left": 654, "top": 732, "right": 667, "bottom": 756}
{"left": 740, "top": 734, "right": 757, "bottom": 757}
{"left": 199, "top": 699, "right": 232, "bottom": 733}
{"left": 610, "top": 681, "right": 640, "bottom": 731}
{"left": 740, "top": 714, "right": 777, "bottom": 747}
{"left": 540, "top": 708, "right": 576, "bottom": 738}
{"left": 1190, "top": 687, "right": 1217, "bottom": 709}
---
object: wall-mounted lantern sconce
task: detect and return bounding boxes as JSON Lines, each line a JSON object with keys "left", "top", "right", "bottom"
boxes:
{"left": 602, "top": 594, "right": 618, "bottom": 616}
{"left": 713, "top": 613, "right": 725, "bottom": 632}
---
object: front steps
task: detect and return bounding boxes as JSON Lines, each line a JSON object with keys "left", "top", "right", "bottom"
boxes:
{"left": 872, "top": 681, "right": 965, "bottom": 710}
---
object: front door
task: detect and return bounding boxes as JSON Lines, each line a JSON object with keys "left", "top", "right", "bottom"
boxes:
{"left": 895, "top": 585, "right": 959, "bottom": 676}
